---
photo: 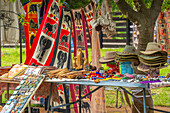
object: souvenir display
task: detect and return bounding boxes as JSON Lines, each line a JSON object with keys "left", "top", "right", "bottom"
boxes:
{"left": 46, "top": 68, "right": 88, "bottom": 79}
{"left": 99, "top": 51, "right": 116, "bottom": 64}
{"left": 137, "top": 42, "right": 168, "bottom": 76}
{"left": 0, "top": 64, "right": 27, "bottom": 80}
{"left": 115, "top": 45, "right": 139, "bottom": 63}
{"left": 1, "top": 67, "right": 45, "bottom": 113}
{"left": 0, "top": 0, "right": 170, "bottom": 113}
{"left": 0, "top": 66, "right": 11, "bottom": 76}
{"left": 72, "top": 48, "right": 88, "bottom": 70}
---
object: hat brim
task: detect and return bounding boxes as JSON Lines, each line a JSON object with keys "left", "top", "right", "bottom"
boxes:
{"left": 139, "top": 58, "right": 167, "bottom": 66}
{"left": 137, "top": 63, "right": 167, "bottom": 72}
{"left": 116, "top": 52, "right": 137, "bottom": 56}
{"left": 99, "top": 57, "right": 115, "bottom": 64}
{"left": 140, "top": 50, "right": 167, "bottom": 55}
{"left": 139, "top": 55, "right": 167, "bottom": 60}
{"left": 115, "top": 54, "right": 138, "bottom": 58}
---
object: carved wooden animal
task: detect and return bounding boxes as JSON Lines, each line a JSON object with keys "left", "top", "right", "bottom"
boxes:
{"left": 76, "top": 48, "right": 83, "bottom": 69}
{"left": 72, "top": 57, "right": 77, "bottom": 69}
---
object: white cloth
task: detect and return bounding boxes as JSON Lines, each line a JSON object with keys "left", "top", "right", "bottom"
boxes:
{"left": 0, "top": 0, "right": 25, "bottom": 44}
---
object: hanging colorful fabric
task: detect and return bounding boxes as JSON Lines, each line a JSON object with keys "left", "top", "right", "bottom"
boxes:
{"left": 83, "top": 3, "right": 93, "bottom": 39}
{"left": 48, "top": 4, "right": 72, "bottom": 69}
{"left": 24, "top": 0, "right": 62, "bottom": 65}
{"left": 24, "top": 0, "right": 43, "bottom": 58}
{"left": 70, "top": 8, "right": 91, "bottom": 113}
{"left": 157, "top": 10, "right": 170, "bottom": 64}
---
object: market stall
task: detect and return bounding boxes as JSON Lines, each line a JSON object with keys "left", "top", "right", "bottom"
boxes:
{"left": 0, "top": 0, "right": 170, "bottom": 113}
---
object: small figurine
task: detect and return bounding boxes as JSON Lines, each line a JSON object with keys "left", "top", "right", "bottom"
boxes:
{"left": 72, "top": 48, "right": 89, "bottom": 70}
{"left": 72, "top": 57, "right": 77, "bottom": 69}
{"left": 76, "top": 48, "right": 83, "bottom": 69}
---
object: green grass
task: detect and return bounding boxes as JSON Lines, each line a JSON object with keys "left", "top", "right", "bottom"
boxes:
{"left": 2, "top": 90, "right": 14, "bottom": 103}
{"left": 105, "top": 87, "right": 170, "bottom": 107}
{"left": 1, "top": 47, "right": 26, "bottom": 66}
{"left": 152, "top": 87, "right": 170, "bottom": 106}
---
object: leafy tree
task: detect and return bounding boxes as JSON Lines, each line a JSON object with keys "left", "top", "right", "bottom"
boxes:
{"left": 113, "top": 0, "right": 169, "bottom": 53}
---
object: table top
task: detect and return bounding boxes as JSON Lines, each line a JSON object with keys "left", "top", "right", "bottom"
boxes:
{"left": 46, "top": 79, "right": 147, "bottom": 88}
{"left": 0, "top": 79, "right": 147, "bottom": 88}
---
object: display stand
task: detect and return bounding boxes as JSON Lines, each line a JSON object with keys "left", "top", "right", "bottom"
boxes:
{"left": 0, "top": 79, "right": 169, "bottom": 113}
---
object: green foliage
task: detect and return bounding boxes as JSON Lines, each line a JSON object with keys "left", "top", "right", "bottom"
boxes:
{"left": 162, "top": 0, "right": 170, "bottom": 11}
{"left": 8, "top": 0, "right": 15, "bottom": 2}
{"left": 18, "top": 14, "right": 28, "bottom": 26}
{"left": 59, "top": 0, "right": 66, "bottom": 6}
{"left": 144, "top": 0, "right": 153, "bottom": 8}
{"left": 65, "top": 0, "right": 91, "bottom": 9}
{"left": 97, "top": 0, "right": 103, "bottom": 10}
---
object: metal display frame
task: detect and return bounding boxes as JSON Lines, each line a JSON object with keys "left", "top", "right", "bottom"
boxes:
{"left": 0, "top": 79, "right": 169, "bottom": 113}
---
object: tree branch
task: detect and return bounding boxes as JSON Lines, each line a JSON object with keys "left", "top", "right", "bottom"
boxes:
{"left": 150, "top": 0, "right": 164, "bottom": 21}
{"left": 114, "top": 0, "right": 139, "bottom": 23}
{"left": 132, "top": 0, "right": 147, "bottom": 12}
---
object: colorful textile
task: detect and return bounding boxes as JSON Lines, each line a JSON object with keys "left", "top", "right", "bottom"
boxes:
{"left": 49, "top": 5, "right": 72, "bottom": 68}
{"left": 72, "top": 9, "right": 89, "bottom": 63}
{"left": 157, "top": 10, "right": 170, "bottom": 64}
{"left": 71, "top": 9, "right": 91, "bottom": 113}
{"left": 24, "top": 0, "right": 72, "bottom": 106}
{"left": 0, "top": 83, "right": 18, "bottom": 95}
{"left": 24, "top": 0, "right": 42, "bottom": 58}
{"left": 0, "top": 0, "right": 25, "bottom": 44}
{"left": 148, "top": 82, "right": 170, "bottom": 89}
{"left": 24, "top": 0, "right": 62, "bottom": 66}
{"left": 35, "top": 82, "right": 60, "bottom": 102}
{"left": 83, "top": 3, "right": 93, "bottom": 45}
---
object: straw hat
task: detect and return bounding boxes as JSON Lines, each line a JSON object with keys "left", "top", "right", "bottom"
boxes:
{"left": 140, "top": 42, "right": 167, "bottom": 55}
{"left": 99, "top": 51, "right": 116, "bottom": 64}
{"left": 117, "top": 45, "right": 137, "bottom": 55}
{"left": 137, "top": 63, "right": 167, "bottom": 72}
{"left": 139, "top": 54, "right": 167, "bottom": 60}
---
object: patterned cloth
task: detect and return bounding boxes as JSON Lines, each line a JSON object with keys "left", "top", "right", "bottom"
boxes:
{"left": 35, "top": 82, "right": 60, "bottom": 102}
{"left": 148, "top": 82, "right": 170, "bottom": 89}
{"left": 24, "top": 0, "right": 42, "bottom": 58}
{"left": 0, "top": 0, "right": 25, "bottom": 44}
{"left": 24, "top": 0, "right": 62, "bottom": 66}
{"left": 157, "top": 10, "right": 170, "bottom": 64}
{"left": 0, "top": 83, "right": 18, "bottom": 95}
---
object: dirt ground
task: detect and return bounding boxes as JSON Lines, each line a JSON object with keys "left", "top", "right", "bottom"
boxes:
{"left": 37, "top": 106, "right": 170, "bottom": 113}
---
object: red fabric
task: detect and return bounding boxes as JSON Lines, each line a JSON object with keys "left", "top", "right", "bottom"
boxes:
{"left": 24, "top": 0, "right": 62, "bottom": 65}
{"left": 24, "top": 0, "right": 42, "bottom": 58}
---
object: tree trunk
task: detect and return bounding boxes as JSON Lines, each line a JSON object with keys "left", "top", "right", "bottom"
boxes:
{"left": 133, "top": 20, "right": 155, "bottom": 113}
{"left": 137, "top": 22, "right": 155, "bottom": 53}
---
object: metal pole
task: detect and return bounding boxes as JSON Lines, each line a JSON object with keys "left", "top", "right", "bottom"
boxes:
{"left": 143, "top": 88, "right": 147, "bottom": 113}
{"left": 47, "top": 83, "right": 53, "bottom": 113}
{"left": 79, "top": 85, "right": 81, "bottom": 113}
{"left": 28, "top": 101, "right": 31, "bottom": 113}
{"left": 63, "top": 84, "right": 70, "bottom": 113}
{"left": 126, "top": 19, "right": 130, "bottom": 45}
{"left": 51, "top": 86, "right": 103, "bottom": 110}
{"left": 7, "top": 83, "right": 9, "bottom": 100}
{"left": 19, "top": 23, "right": 22, "bottom": 64}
